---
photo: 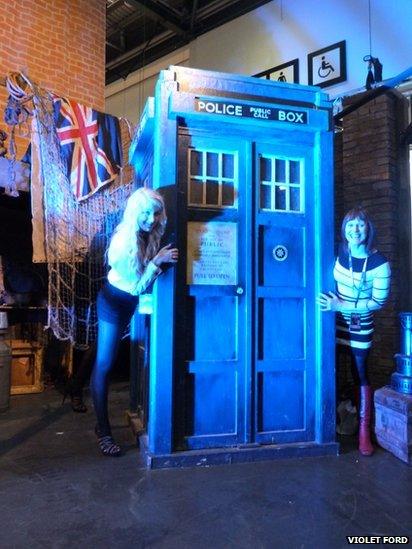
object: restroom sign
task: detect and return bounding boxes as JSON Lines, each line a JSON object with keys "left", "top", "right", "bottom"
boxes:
{"left": 195, "top": 98, "right": 308, "bottom": 124}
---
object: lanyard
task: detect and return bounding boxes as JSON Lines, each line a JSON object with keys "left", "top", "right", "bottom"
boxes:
{"left": 348, "top": 254, "right": 368, "bottom": 307}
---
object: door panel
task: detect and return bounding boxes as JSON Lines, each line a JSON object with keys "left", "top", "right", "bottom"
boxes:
{"left": 176, "top": 131, "right": 251, "bottom": 450}
{"left": 257, "top": 371, "right": 305, "bottom": 432}
{"left": 259, "top": 297, "right": 305, "bottom": 360}
{"left": 192, "top": 296, "right": 238, "bottom": 360}
{"left": 254, "top": 142, "right": 315, "bottom": 445}
{"left": 184, "top": 371, "right": 237, "bottom": 436}
{"left": 261, "top": 226, "right": 305, "bottom": 287}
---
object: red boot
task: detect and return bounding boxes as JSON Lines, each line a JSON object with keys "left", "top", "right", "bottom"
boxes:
{"left": 359, "top": 385, "right": 374, "bottom": 456}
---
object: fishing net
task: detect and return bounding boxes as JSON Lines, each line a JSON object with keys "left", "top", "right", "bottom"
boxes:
{"left": 6, "top": 72, "right": 134, "bottom": 348}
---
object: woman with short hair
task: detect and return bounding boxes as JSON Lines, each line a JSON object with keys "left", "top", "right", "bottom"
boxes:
{"left": 318, "top": 207, "right": 391, "bottom": 456}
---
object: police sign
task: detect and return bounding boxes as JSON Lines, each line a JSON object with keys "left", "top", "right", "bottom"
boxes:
{"left": 195, "top": 98, "right": 308, "bottom": 124}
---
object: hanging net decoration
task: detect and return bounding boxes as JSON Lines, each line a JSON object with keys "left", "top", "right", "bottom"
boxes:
{"left": 6, "top": 72, "right": 134, "bottom": 349}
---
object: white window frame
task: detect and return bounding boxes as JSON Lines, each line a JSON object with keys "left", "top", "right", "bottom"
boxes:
{"left": 259, "top": 154, "right": 305, "bottom": 213}
{"left": 187, "top": 147, "right": 238, "bottom": 209}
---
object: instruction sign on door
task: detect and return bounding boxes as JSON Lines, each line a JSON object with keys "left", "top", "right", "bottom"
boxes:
{"left": 186, "top": 221, "right": 237, "bottom": 285}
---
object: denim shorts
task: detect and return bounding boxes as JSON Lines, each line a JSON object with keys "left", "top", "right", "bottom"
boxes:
{"left": 97, "top": 282, "right": 139, "bottom": 325}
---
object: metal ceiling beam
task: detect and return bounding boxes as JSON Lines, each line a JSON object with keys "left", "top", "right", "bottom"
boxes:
{"left": 189, "top": 0, "right": 199, "bottom": 33}
{"left": 193, "top": 0, "right": 272, "bottom": 33}
{"left": 106, "top": 29, "right": 175, "bottom": 70}
{"left": 105, "top": 0, "right": 274, "bottom": 84}
{"left": 125, "top": 0, "right": 188, "bottom": 36}
{"left": 106, "top": 0, "right": 126, "bottom": 15}
{"left": 107, "top": 9, "right": 143, "bottom": 38}
{"left": 106, "top": 33, "right": 188, "bottom": 83}
{"left": 106, "top": 40, "right": 125, "bottom": 53}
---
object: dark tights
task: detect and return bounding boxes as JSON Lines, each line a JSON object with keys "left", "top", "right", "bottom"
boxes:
{"left": 90, "top": 319, "right": 128, "bottom": 436}
{"left": 71, "top": 345, "right": 96, "bottom": 396}
{"left": 350, "top": 349, "right": 370, "bottom": 386}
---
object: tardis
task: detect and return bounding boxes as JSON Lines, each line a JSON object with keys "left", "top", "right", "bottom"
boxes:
{"left": 130, "top": 66, "right": 338, "bottom": 467}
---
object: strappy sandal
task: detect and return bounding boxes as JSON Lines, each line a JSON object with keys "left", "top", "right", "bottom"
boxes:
{"left": 95, "top": 426, "right": 122, "bottom": 457}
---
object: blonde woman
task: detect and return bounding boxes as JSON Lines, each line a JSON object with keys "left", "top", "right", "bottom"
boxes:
{"left": 91, "top": 187, "right": 178, "bottom": 456}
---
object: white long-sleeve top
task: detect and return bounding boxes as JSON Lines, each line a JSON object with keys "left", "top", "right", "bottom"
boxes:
{"left": 107, "top": 231, "right": 161, "bottom": 296}
{"left": 333, "top": 246, "right": 391, "bottom": 350}
{"left": 333, "top": 248, "right": 391, "bottom": 312}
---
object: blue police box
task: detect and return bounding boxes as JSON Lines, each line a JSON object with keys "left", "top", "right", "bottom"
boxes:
{"left": 129, "top": 66, "right": 338, "bottom": 468}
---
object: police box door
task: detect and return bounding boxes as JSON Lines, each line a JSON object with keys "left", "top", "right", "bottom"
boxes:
{"left": 254, "top": 141, "right": 316, "bottom": 444}
{"left": 175, "top": 130, "right": 316, "bottom": 450}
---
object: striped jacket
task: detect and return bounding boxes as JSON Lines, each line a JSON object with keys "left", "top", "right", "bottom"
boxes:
{"left": 334, "top": 246, "right": 391, "bottom": 350}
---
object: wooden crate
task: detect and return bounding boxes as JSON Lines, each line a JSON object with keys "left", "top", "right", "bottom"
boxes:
{"left": 10, "top": 339, "right": 44, "bottom": 395}
{"left": 374, "top": 386, "right": 412, "bottom": 465}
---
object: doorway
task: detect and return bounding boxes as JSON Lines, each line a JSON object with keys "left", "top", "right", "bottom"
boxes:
{"left": 174, "top": 129, "right": 318, "bottom": 451}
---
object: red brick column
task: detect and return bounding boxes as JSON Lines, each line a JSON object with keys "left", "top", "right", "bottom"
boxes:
{"left": 335, "top": 91, "right": 410, "bottom": 387}
{"left": 0, "top": 0, "right": 106, "bottom": 158}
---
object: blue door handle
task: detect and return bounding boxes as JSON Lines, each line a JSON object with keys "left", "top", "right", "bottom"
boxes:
{"left": 236, "top": 286, "right": 244, "bottom": 295}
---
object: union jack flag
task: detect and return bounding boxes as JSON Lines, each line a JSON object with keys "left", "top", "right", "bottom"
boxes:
{"left": 53, "top": 97, "right": 122, "bottom": 201}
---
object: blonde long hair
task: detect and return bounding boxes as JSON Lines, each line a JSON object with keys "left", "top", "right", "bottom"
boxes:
{"left": 111, "top": 187, "right": 167, "bottom": 275}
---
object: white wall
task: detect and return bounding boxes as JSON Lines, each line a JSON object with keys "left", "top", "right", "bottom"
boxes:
{"left": 105, "top": 47, "right": 190, "bottom": 123}
{"left": 190, "top": 0, "right": 412, "bottom": 96}
{"left": 106, "top": 0, "right": 412, "bottom": 120}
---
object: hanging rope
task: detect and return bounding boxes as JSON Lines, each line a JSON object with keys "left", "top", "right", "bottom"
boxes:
{"left": 3, "top": 72, "right": 34, "bottom": 196}
{"left": 363, "top": 1, "right": 383, "bottom": 90}
{"left": 2, "top": 71, "right": 135, "bottom": 348}
{"left": 368, "top": 0, "right": 372, "bottom": 59}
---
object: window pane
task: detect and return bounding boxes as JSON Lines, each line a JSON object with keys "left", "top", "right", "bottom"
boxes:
{"left": 222, "top": 183, "right": 235, "bottom": 206}
{"left": 190, "top": 150, "right": 202, "bottom": 176}
{"left": 289, "top": 160, "right": 300, "bottom": 184}
{"left": 275, "top": 186, "right": 286, "bottom": 210}
{"left": 222, "top": 154, "right": 234, "bottom": 178}
{"left": 290, "top": 187, "right": 301, "bottom": 211}
{"left": 275, "top": 159, "right": 286, "bottom": 183}
{"left": 260, "top": 156, "right": 271, "bottom": 181}
{"left": 190, "top": 179, "right": 203, "bottom": 204}
{"left": 260, "top": 184, "right": 271, "bottom": 210}
{"left": 206, "top": 180, "right": 219, "bottom": 205}
{"left": 206, "top": 152, "right": 218, "bottom": 177}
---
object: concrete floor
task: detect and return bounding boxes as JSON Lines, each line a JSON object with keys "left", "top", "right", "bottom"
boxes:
{"left": 1, "top": 384, "right": 411, "bottom": 549}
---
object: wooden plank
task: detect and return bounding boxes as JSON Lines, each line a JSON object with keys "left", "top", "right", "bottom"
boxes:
{"left": 0, "top": 157, "right": 30, "bottom": 192}
{"left": 374, "top": 386, "right": 412, "bottom": 416}
{"left": 374, "top": 387, "right": 412, "bottom": 465}
{"left": 10, "top": 339, "right": 44, "bottom": 394}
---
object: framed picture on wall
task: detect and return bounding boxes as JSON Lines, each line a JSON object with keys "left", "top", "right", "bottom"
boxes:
{"left": 254, "top": 59, "right": 299, "bottom": 84}
{"left": 307, "top": 40, "right": 347, "bottom": 88}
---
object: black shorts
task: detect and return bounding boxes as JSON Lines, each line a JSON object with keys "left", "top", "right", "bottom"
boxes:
{"left": 97, "top": 282, "right": 139, "bottom": 325}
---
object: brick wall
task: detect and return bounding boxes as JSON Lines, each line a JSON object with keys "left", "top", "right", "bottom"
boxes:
{"left": 0, "top": 0, "right": 106, "bottom": 158}
{"left": 335, "top": 91, "right": 410, "bottom": 389}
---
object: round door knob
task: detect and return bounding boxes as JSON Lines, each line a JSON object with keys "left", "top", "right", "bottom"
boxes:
{"left": 236, "top": 287, "right": 244, "bottom": 295}
{"left": 272, "top": 244, "right": 288, "bottom": 261}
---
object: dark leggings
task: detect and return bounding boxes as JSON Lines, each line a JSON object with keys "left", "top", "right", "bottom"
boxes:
{"left": 90, "top": 318, "right": 129, "bottom": 435}
{"left": 71, "top": 345, "right": 96, "bottom": 396}
{"left": 90, "top": 283, "right": 138, "bottom": 436}
{"left": 350, "top": 349, "right": 370, "bottom": 386}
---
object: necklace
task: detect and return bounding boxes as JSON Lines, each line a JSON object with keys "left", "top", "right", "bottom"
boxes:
{"left": 348, "top": 254, "right": 368, "bottom": 306}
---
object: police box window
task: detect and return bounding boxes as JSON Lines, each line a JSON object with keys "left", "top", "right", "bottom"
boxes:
{"left": 259, "top": 155, "right": 304, "bottom": 213}
{"left": 188, "top": 148, "right": 238, "bottom": 208}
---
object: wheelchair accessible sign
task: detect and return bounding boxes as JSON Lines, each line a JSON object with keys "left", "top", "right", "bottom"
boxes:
{"left": 195, "top": 98, "right": 308, "bottom": 124}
